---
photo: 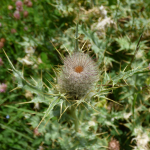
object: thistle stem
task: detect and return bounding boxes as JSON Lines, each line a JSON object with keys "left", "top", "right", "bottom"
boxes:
{"left": 69, "top": 105, "right": 79, "bottom": 132}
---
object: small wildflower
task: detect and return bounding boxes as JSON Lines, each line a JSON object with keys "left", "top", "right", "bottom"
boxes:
{"left": 99, "top": 5, "right": 107, "bottom": 18}
{"left": 25, "top": 46, "right": 35, "bottom": 54}
{"left": 24, "top": 114, "right": 30, "bottom": 119}
{"left": 88, "top": 121, "right": 96, "bottom": 126}
{"left": 24, "top": 0, "right": 29, "bottom": 5}
{"left": 34, "top": 103, "right": 40, "bottom": 110}
{"left": 15, "top": 1, "right": 23, "bottom": 7}
{"left": 136, "top": 133, "right": 149, "bottom": 149}
{"left": 0, "top": 38, "right": 6, "bottom": 43}
{"left": 37, "top": 57, "right": 42, "bottom": 64}
{"left": 24, "top": 26, "right": 28, "bottom": 31}
{"left": 132, "top": 128, "right": 150, "bottom": 150}
{"left": 34, "top": 128, "right": 41, "bottom": 136}
{"left": 135, "top": 51, "right": 143, "bottom": 59}
{"left": 123, "top": 112, "right": 132, "bottom": 119}
{"left": 108, "top": 138, "right": 120, "bottom": 150}
{"left": 16, "top": 6, "right": 23, "bottom": 12}
{"left": 6, "top": 115, "right": 10, "bottom": 119}
{"left": 8, "top": 5, "right": 13, "bottom": 10}
{"left": 0, "top": 83, "right": 7, "bottom": 93}
{"left": 96, "top": 18, "right": 114, "bottom": 30}
{"left": 99, "top": 5, "right": 104, "bottom": 10}
{"left": 23, "top": 10, "right": 28, "bottom": 18}
{"left": 15, "top": 1, "right": 23, "bottom": 11}
{"left": 18, "top": 55, "right": 34, "bottom": 65}
{"left": 11, "top": 28, "right": 17, "bottom": 34}
{"left": 27, "top": 1, "right": 33, "bottom": 7}
{"left": 13, "top": 10, "right": 20, "bottom": 19}
{"left": 0, "top": 58, "right": 4, "bottom": 66}
{"left": 37, "top": 146, "right": 44, "bottom": 150}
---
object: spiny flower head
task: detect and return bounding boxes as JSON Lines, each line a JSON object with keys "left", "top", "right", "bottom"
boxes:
{"left": 57, "top": 52, "right": 98, "bottom": 99}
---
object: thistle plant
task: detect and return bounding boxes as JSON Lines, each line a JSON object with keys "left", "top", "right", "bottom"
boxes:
{"left": 2, "top": 1, "right": 150, "bottom": 148}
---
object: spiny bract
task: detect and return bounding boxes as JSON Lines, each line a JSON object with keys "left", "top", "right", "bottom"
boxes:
{"left": 57, "top": 52, "right": 99, "bottom": 99}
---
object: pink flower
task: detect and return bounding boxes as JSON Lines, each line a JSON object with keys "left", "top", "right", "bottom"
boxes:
{"left": 149, "top": 63, "right": 150, "bottom": 70}
{"left": 16, "top": 6, "right": 23, "bottom": 12}
{"left": 23, "top": 10, "right": 28, "bottom": 17}
{"left": 0, "top": 83, "right": 7, "bottom": 93}
{"left": 34, "top": 128, "right": 41, "bottom": 136}
{"left": 15, "top": 1, "right": 23, "bottom": 7}
{"left": 0, "top": 23, "right": 1, "bottom": 27}
{"left": 24, "top": 26, "right": 28, "bottom": 31}
{"left": 16, "top": 1, "right": 23, "bottom": 12}
{"left": 11, "top": 28, "right": 17, "bottom": 34}
{"left": 0, "top": 58, "right": 3, "bottom": 66}
{"left": 13, "top": 11, "right": 20, "bottom": 19}
{"left": 27, "top": 1, "right": 33, "bottom": 7}
{"left": 24, "top": 0, "right": 29, "bottom": 5}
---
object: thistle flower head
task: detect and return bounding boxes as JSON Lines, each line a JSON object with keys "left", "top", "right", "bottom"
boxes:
{"left": 57, "top": 52, "right": 98, "bottom": 99}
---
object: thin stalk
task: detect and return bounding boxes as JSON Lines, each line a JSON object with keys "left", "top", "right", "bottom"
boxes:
{"left": 69, "top": 105, "right": 79, "bottom": 132}
{"left": 75, "top": 23, "right": 79, "bottom": 52}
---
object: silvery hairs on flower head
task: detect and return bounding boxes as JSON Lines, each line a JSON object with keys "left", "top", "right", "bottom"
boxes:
{"left": 57, "top": 52, "right": 98, "bottom": 100}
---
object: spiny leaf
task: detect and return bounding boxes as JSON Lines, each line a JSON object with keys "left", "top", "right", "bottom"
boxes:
{"left": 112, "top": 67, "right": 147, "bottom": 86}
{"left": 36, "top": 97, "right": 62, "bottom": 128}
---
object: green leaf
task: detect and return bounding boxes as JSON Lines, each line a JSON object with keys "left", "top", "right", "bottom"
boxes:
{"left": 41, "top": 52, "right": 48, "bottom": 63}
{"left": 132, "top": 93, "right": 137, "bottom": 119}
{"left": 112, "top": 67, "right": 146, "bottom": 86}
{"left": 37, "top": 97, "right": 62, "bottom": 128}
{"left": 4, "top": 105, "right": 43, "bottom": 116}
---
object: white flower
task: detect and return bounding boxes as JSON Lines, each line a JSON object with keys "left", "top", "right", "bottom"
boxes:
{"left": 123, "top": 112, "right": 132, "bottom": 119}
{"left": 18, "top": 55, "right": 34, "bottom": 65}
{"left": 135, "top": 50, "right": 143, "bottom": 59}
{"left": 136, "top": 133, "right": 149, "bottom": 149}
{"left": 34, "top": 103, "right": 40, "bottom": 110}
{"left": 88, "top": 121, "right": 96, "bottom": 126}
{"left": 99, "top": 5, "right": 107, "bottom": 18}
{"left": 132, "top": 128, "right": 150, "bottom": 150}
{"left": 99, "top": 5, "right": 104, "bottom": 10}
{"left": 96, "top": 18, "right": 114, "bottom": 30}
{"left": 25, "top": 46, "right": 35, "bottom": 54}
{"left": 103, "top": 10, "right": 107, "bottom": 18}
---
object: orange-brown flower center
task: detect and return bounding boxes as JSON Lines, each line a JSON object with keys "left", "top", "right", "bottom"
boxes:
{"left": 74, "top": 66, "right": 83, "bottom": 73}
